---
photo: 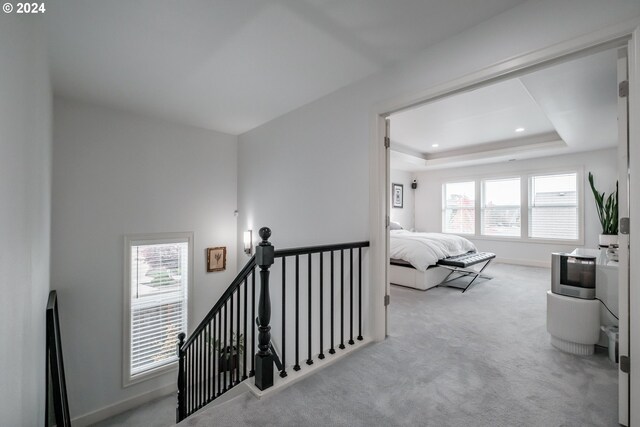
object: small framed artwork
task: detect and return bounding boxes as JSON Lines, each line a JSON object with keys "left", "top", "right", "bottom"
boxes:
{"left": 207, "top": 247, "right": 226, "bottom": 272}
{"left": 392, "top": 183, "right": 403, "bottom": 208}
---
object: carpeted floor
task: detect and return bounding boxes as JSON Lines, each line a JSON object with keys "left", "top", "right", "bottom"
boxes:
{"left": 96, "top": 263, "right": 618, "bottom": 427}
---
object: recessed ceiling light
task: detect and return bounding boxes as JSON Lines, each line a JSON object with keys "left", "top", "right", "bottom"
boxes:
{"left": 431, "top": 144, "right": 439, "bottom": 148}
{"left": 515, "top": 127, "right": 525, "bottom": 133}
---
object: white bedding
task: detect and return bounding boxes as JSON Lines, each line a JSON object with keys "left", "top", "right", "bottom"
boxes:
{"left": 390, "top": 230, "right": 476, "bottom": 272}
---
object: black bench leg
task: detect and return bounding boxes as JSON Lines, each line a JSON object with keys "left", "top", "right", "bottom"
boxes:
{"left": 461, "top": 259, "right": 493, "bottom": 293}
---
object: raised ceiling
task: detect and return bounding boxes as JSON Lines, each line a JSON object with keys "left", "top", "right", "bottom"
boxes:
{"left": 45, "top": 0, "right": 526, "bottom": 135}
{"left": 390, "top": 48, "right": 619, "bottom": 171}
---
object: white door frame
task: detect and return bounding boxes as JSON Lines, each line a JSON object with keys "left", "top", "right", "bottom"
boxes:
{"left": 368, "top": 18, "right": 640, "bottom": 424}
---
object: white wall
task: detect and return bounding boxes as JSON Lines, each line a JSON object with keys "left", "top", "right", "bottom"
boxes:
{"left": 413, "top": 149, "right": 617, "bottom": 266}
{"left": 236, "top": 0, "right": 639, "bottom": 333}
{"left": 51, "top": 98, "right": 238, "bottom": 420}
{"left": 0, "top": 15, "right": 52, "bottom": 427}
{"left": 390, "top": 169, "right": 415, "bottom": 230}
{"left": 237, "top": 0, "right": 639, "bottom": 251}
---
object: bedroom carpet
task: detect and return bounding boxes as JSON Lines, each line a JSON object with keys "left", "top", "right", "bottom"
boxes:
{"left": 96, "top": 263, "right": 618, "bottom": 427}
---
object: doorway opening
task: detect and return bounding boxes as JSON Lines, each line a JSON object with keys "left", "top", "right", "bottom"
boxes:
{"left": 379, "top": 41, "right": 632, "bottom": 425}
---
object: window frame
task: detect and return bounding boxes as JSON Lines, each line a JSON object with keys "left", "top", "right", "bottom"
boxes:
{"left": 123, "top": 232, "right": 194, "bottom": 387}
{"left": 480, "top": 176, "right": 522, "bottom": 238}
{"left": 442, "top": 180, "right": 476, "bottom": 235}
{"left": 440, "top": 167, "right": 584, "bottom": 245}
{"left": 527, "top": 170, "right": 584, "bottom": 245}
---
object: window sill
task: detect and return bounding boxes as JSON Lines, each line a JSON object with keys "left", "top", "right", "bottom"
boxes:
{"left": 449, "top": 233, "right": 584, "bottom": 246}
{"left": 124, "top": 360, "right": 177, "bottom": 388}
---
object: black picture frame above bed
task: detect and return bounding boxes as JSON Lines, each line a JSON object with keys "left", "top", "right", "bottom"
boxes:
{"left": 392, "top": 183, "right": 403, "bottom": 208}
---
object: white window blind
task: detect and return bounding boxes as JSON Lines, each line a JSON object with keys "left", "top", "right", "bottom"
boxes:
{"left": 529, "top": 173, "right": 578, "bottom": 240}
{"left": 482, "top": 177, "right": 521, "bottom": 237}
{"left": 128, "top": 239, "right": 189, "bottom": 379}
{"left": 443, "top": 181, "right": 475, "bottom": 234}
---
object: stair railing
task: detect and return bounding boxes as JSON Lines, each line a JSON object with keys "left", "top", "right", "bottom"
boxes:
{"left": 176, "top": 227, "right": 369, "bottom": 422}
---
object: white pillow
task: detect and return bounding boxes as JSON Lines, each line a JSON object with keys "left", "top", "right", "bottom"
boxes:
{"left": 389, "top": 221, "right": 403, "bottom": 230}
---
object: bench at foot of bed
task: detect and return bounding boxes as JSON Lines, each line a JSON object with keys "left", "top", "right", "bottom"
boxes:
{"left": 436, "top": 251, "right": 496, "bottom": 293}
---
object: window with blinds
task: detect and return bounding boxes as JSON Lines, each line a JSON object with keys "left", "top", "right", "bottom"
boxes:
{"left": 125, "top": 235, "right": 191, "bottom": 383}
{"left": 529, "top": 173, "right": 579, "bottom": 240}
{"left": 482, "top": 177, "right": 521, "bottom": 237}
{"left": 443, "top": 181, "right": 475, "bottom": 234}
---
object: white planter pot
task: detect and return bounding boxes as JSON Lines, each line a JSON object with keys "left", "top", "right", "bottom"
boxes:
{"left": 599, "top": 234, "right": 618, "bottom": 247}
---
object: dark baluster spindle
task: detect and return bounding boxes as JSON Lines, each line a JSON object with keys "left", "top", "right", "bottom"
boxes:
{"left": 250, "top": 270, "right": 256, "bottom": 377}
{"left": 358, "top": 247, "right": 363, "bottom": 340}
{"left": 339, "top": 250, "right": 345, "bottom": 350}
{"left": 209, "top": 319, "right": 214, "bottom": 400}
{"left": 254, "top": 227, "right": 275, "bottom": 390}
{"left": 307, "top": 253, "right": 313, "bottom": 365}
{"left": 294, "top": 254, "right": 300, "bottom": 371}
{"left": 217, "top": 310, "right": 222, "bottom": 396}
{"left": 195, "top": 336, "right": 199, "bottom": 409}
{"left": 318, "top": 252, "right": 325, "bottom": 360}
{"left": 236, "top": 286, "right": 241, "bottom": 385}
{"left": 223, "top": 302, "right": 228, "bottom": 392}
{"left": 189, "top": 343, "right": 194, "bottom": 412}
{"left": 243, "top": 278, "right": 248, "bottom": 380}
{"left": 281, "top": 257, "right": 288, "bottom": 377}
{"left": 329, "top": 251, "right": 335, "bottom": 355}
{"left": 176, "top": 332, "right": 186, "bottom": 423}
{"left": 230, "top": 290, "right": 235, "bottom": 385}
{"left": 200, "top": 333, "right": 204, "bottom": 407}
{"left": 206, "top": 322, "right": 210, "bottom": 401}
{"left": 349, "top": 248, "right": 355, "bottom": 345}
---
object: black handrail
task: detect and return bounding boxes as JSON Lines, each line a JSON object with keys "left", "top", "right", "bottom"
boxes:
{"left": 182, "top": 255, "right": 256, "bottom": 349}
{"left": 274, "top": 241, "right": 369, "bottom": 258}
{"left": 176, "top": 230, "right": 369, "bottom": 423}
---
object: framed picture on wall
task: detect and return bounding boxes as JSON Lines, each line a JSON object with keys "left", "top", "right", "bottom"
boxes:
{"left": 207, "top": 247, "right": 226, "bottom": 272}
{"left": 392, "top": 183, "right": 403, "bottom": 208}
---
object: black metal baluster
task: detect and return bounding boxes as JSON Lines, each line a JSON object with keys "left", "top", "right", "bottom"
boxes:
{"left": 281, "top": 257, "right": 288, "bottom": 377}
{"left": 195, "top": 336, "right": 199, "bottom": 409}
{"left": 225, "top": 293, "right": 235, "bottom": 388}
{"left": 223, "top": 302, "right": 228, "bottom": 392}
{"left": 349, "top": 248, "right": 355, "bottom": 345}
{"left": 194, "top": 338, "right": 199, "bottom": 410}
{"left": 243, "top": 278, "right": 248, "bottom": 381}
{"left": 358, "top": 247, "right": 363, "bottom": 341}
{"left": 329, "top": 251, "right": 335, "bottom": 355}
{"left": 319, "top": 252, "right": 325, "bottom": 359}
{"left": 209, "top": 316, "right": 216, "bottom": 401}
{"left": 200, "top": 333, "right": 204, "bottom": 407}
{"left": 307, "top": 253, "right": 313, "bottom": 365}
{"left": 250, "top": 269, "right": 256, "bottom": 377}
{"left": 339, "top": 250, "right": 345, "bottom": 350}
{"left": 294, "top": 255, "right": 300, "bottom": 371}
{"left": 217, "top": 310, "right": 222, "bottom": 396}
{"left": 189, "top": 343, "right": 194, "bottom": 413}
{"left": 206, "top": 322, "right": 210, "bottom": 402}
{"left": 236, "top": 286, "right": 241, "bottom": 385}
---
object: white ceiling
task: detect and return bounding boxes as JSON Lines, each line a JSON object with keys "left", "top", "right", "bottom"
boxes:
{"left": 45, "top": 0, "right": 526, "bottom": 135}
{"left": 390, "top": 48, "right": 619, "bottom": 170}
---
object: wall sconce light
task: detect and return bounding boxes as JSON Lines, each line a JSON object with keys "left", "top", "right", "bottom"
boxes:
{"left": 244, "top": 230, "right": 252, "bottom": 255}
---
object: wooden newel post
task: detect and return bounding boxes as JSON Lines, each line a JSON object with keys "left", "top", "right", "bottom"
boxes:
{"left": 254, "top": 227, "right": 275, "bottom": 390}
{"left": 176, "top": 332, "right": 186, "bottom": 423}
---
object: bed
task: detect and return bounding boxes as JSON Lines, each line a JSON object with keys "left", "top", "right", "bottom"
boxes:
{"left": 389, "top": 227, "right": 478, "bottom": 291}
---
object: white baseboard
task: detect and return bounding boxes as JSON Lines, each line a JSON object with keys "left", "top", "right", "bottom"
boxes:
{"left": 71, "top": 383, "right": 176, "bottom": 427}
{"left": 494, "top": 257, "right": 550, "bottom": 268}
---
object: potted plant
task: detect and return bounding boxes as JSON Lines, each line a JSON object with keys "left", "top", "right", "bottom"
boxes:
{"left": 588, "top": 172, "right": 618, "bottom": 247}
{"left": 209, "top": 333, "right": 244, "bottom": 373}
